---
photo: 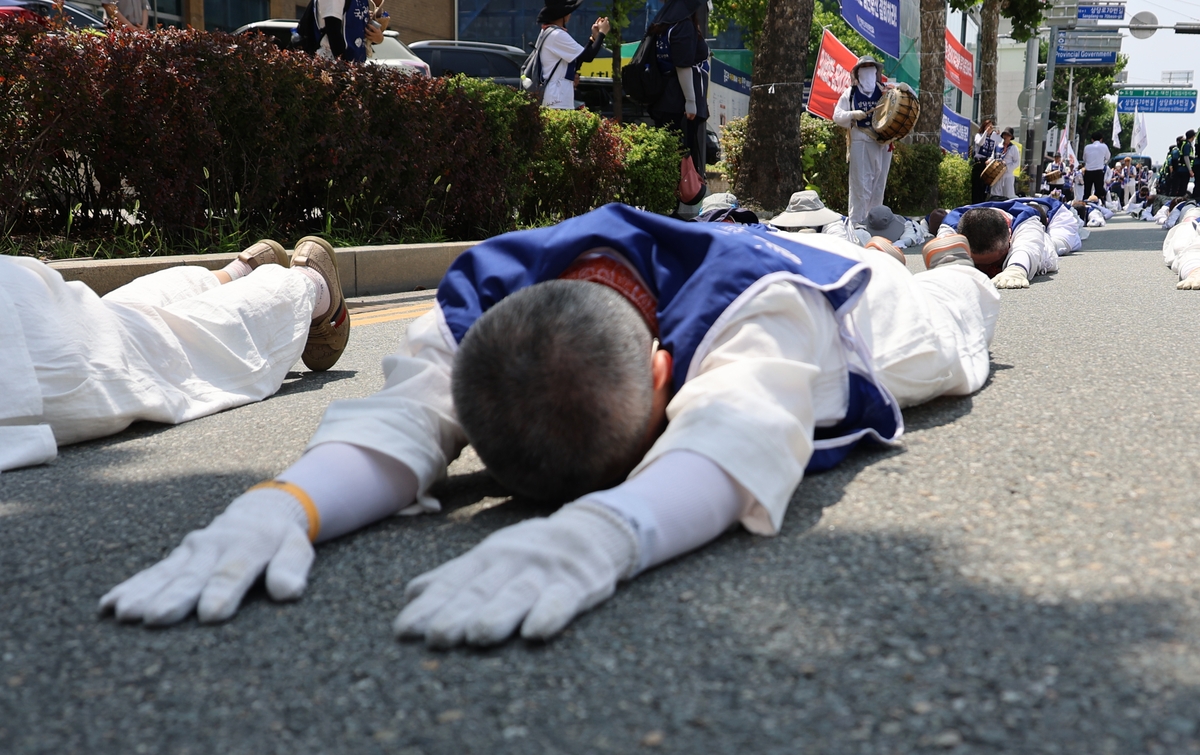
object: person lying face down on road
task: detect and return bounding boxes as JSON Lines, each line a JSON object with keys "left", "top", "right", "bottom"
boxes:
{"left": 0, "top": 238, "right": 350, "bottom": 474}
{"left": 101, "top": 204, "right": 1000, "bottom": 647}
{"left": 927, "top": 196, "right": 1085, "bottom": 290}
{"left": 1162, "top": 203, "right": 1200, "bottom": 289}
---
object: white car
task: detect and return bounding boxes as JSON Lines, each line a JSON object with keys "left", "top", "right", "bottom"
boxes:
{"left": 233, "top": 19, "right": 430, "bottom": 77}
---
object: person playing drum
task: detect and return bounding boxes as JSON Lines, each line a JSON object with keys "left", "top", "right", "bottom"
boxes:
{"left": 1045, "top": 153, "right": 1070, "bottom": 201}
{"left": 970, "top": 119, "right": 999, "bottom": 203}
{"left": 990, "top": 128, "right": 1021, "bottom": 200}
{"left": 832, "top": 55, "right": 894, "bottom": 227}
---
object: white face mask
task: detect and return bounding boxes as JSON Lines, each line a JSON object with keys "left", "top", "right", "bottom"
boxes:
{"left": 857, "top": 67, "right": 877, "bottom": 94}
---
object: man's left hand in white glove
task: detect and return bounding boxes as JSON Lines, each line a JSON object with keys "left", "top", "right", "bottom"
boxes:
{"left": 394, "top": 502, "right": 638, "bottom": 647}
{"left": 992, "top": 265, "right": 1030, "bottom": 289}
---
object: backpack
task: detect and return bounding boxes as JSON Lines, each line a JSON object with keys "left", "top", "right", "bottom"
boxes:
{"left": 622, "top": 31, "right": 666, "bottom": 106}
{"left": 521, "top": 27, "right": 563, "bottom": 103}
{"left": 296, "top": 0, "right": 320, "bottom": 54}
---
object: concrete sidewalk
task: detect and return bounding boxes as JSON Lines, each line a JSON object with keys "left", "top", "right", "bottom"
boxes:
{"left": 47, "top": 240, "right": 478, "bottom": 298}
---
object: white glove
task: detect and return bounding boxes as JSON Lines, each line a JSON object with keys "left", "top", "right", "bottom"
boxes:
{"left": 394, "top": 502, "right": 637, "bottom": 647}
{"left": 1179, "top": 269, "right": 1200, "bottom": 290}
{"left": 99, "top": 490, "right": 314, "bottom": 625}
{"left": 847, "top": 109, "right": 868, "bottom": 121}
{"left": 992, "top": 265, "right": 1030, "bottom": 289}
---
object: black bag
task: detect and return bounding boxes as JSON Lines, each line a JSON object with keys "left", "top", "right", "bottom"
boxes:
{"left": 622, "top": 32, "right": 666, "bottom": 106}
{"left": 296, "top": 0, "right": 320, "bottom": 54}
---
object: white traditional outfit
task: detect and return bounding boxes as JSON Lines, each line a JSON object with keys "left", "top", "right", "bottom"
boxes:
{"left": 990, "top": 139, "right": 1021, "bottom": 199}
{"left": 0, "top": 260, "right": 315, "bottom": 473}
{"left": 833, "top": 56, "right": 893, "bottom": 227}
{"left": 937, "top": 198, "right": 1079, "bottom": 287}
{"left": 100, "top": 204, "right": 1001, "bottom": 641}
{"left": 1163, "top": 205, "right": 1200, "bottom": 286}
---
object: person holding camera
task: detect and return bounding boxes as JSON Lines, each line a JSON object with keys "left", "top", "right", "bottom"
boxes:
{"left": 531, "top": 1, "right": 609, "bottom": 110}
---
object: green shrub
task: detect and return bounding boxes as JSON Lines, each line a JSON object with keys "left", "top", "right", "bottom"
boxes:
{"left": 524, "top": 109, "right": 625, "bottom": 221}
{"left": 717, "top": 115, "right": 748, "bottom": 191}
{"left": 885, "top": 143, "right": 943, "bottom": 215}
{"left": 800, "top": 114, "right": 849, "bottom": 214}
{"left": 938, "top": 153, "right": 972, "bottom": 211}
{"left": 620, "top": 123, "right": 682, "bottom": 214}
{"left": 0, "top": 18, "right": 680, "bottom": 255}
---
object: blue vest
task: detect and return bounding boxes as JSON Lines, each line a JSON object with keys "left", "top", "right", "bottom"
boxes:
{"left": 850, "top": 85, "right": 882, "bottom": 129}
{"left": 1018, "top": 196, "right": 1062, "bottom": 222}
{"left": 437, "top": 204, "right": 903, "bottom": 473}
{"left": 318, "top": 0, "right": 370, "bottom": 63}
{"left": 942, "top": 199, "right": 1044, "bottom": 233}
{"left": 974, "top": 133, "right": 996, "bottom": 161}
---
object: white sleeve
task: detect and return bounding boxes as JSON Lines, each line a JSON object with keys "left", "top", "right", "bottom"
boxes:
{"left": 306, "top": 304, "right": 468, "bottom": 514}
{"left": 895, "top": 218, "right": 923, "bottom": 249}
{"left": 1047, "top": 205, "right": 1082, "bottom": 254}
{"left": 628, "top": 280, "right": 845, "bottom": 536}
{"left": 582, "top": 450, "right": 749, "bottom": 575}
{"left": 541, "top": 27, "right": 584, "bottom": 72}
{"left": 832, "top": 89, "right": 857, "bottom": 129}
{"left": 1005, "top": 144, "right": 1021, "bottom": 169}
{"left": 1005, "top": 219, "right": 1058, "bottom": 278}
{"left": 1163, "top": 210, "right": 1200, "bottom": 279}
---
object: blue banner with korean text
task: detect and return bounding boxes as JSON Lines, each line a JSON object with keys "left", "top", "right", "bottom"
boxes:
{"left": 940, "top": 105, "right": 971, "bottom": 157}
{"left": 839, "top": 0, "right": 901, "bottom": 59}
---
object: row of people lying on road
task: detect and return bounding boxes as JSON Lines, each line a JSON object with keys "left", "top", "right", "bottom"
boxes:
{"left": 0, "top": 194, "right": 1187, "bottom": 646}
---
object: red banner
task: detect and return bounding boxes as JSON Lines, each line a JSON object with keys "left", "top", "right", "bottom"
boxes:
{"left": 807, "top": 29, "right": 859, "bottom": 121}
{"left": 944, "top": 29, "right": 974, "bottom": 97}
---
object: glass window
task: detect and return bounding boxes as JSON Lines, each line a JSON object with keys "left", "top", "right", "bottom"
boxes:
{"left": 437, "top": 49, "right": 492, "bottom": 77}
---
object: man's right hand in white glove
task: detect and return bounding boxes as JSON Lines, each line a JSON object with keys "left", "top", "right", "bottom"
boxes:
{"left": 99, "top": 489, "right": 315, "bottom": 625}
{"left": 992, "top": 265, "right": 1030, "bottom": 289}
{"left": 1178, "top": 269, "right": 1200, "bottom": 289}
{"left": 847, "top": 110, "right": 868, "bottom": 121}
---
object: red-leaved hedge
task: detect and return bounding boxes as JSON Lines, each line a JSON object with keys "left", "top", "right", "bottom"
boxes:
{"left": 0, "top": 21, "right": 549, "bottom": 242}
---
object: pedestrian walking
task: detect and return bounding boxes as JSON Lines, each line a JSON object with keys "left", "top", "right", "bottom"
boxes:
{"left": 833, "top": 55, "right": 895, "bottom": 225}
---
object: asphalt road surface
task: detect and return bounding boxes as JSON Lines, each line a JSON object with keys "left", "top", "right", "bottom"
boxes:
{"left": 3, "top": 215, "right": 1199, "bottom": 754}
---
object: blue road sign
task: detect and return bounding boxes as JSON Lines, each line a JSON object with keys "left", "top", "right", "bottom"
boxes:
{"left": 1077, "top": 5, "right": 1125, "bottom": 20}
{"left": 1118, "top": 89, "right": 1197, "bottom": 114}
{"left": 1055, "top": 47, "right": 1118, "bottom": 66}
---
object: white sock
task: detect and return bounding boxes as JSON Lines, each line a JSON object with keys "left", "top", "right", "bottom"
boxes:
{"left": 221, "top": 258, "right": 255, "bottom": 281}
{"left": 293, "top": 265, "right": 331, "bottom": 320}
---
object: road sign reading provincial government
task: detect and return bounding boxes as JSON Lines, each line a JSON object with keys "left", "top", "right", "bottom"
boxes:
{"left": 1054, "top": 30, "right": 1120, "bottom": 67}
{"left": 1118, "top": 89, "right": 1198, "bottom": 114}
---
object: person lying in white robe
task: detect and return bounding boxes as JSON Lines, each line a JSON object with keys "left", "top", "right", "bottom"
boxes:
{"left": 1163, "top": 205, "right": 1200, "bottom": 289}
{"left": 100, "top": 204, "right": 999, "bottom": 647}
{"left": 0, "top": 238, "right": 349, "bottom": 473}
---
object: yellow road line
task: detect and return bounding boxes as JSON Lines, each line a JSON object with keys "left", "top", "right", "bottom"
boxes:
{"left": 350, "top": 301, "right": 434, "bottom": 327}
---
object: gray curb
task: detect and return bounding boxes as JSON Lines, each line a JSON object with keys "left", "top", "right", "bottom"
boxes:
{"left": 46, "top": 241, "right": 479, "bottom": 298}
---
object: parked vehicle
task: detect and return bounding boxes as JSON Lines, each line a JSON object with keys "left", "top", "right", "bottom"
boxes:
{"left": 232, "top": 19, "right": 430, "bottom": 76}
{"left": 407, "top": 40, "right": 526, "bottom": 89}
{"left": 0, "top": 0, "right": 105, "bottom": 30}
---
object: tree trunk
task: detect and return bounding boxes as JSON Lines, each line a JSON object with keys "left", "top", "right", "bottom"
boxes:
{"left": 739, "top": 0, "right": 815, "bottom": 212}
{"left": 978, "top": 0, "right": 1000, "bottom": 124}
{"left": 914, "top": 0, "right": 946, "bottom": 145}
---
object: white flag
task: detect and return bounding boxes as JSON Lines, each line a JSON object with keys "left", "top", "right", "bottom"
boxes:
{"left": 1132, "top": 106, "right": 1149, "bottom": 154}
{"left": 1058, "top": 128, "right": 1077, "bottom": 164}
{"left": 1112, "top": 106, "right": 1122, "bottom": 149}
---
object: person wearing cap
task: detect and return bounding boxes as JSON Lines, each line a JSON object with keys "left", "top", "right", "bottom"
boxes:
{"left": 990, "top": 128, "right": 1020, "bottom": 200}
{"left": 833, "top": 55, "right": 895, "bottom": 227}
{"left": 970, "top": 119, "right": 999, "bottom": 204}
{"left": 928, "top": 197, "right": 1082, "bottom": 289}
{"left": 0, "top": 237, "right": 350, "bottom": 474}
{"left": 1044, "top": 153, "right": 1070, "bottom": 201}
{"left": 1184, "top": 129, "right": 1197, "bottom": 198}
{"left": 860, "top": 205, "right": 924, "bottom": 250}
{"left": 769, "top": 190, "right": 861, "bottom": 243}
{"left": 692, "top": 192, "right": 760, "bottom": 223}
{"left": 99, "top": 204, "right": 999, "bottom": 645}
{"left": 531, "top": 1, "right": 610, "bottom": 110}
